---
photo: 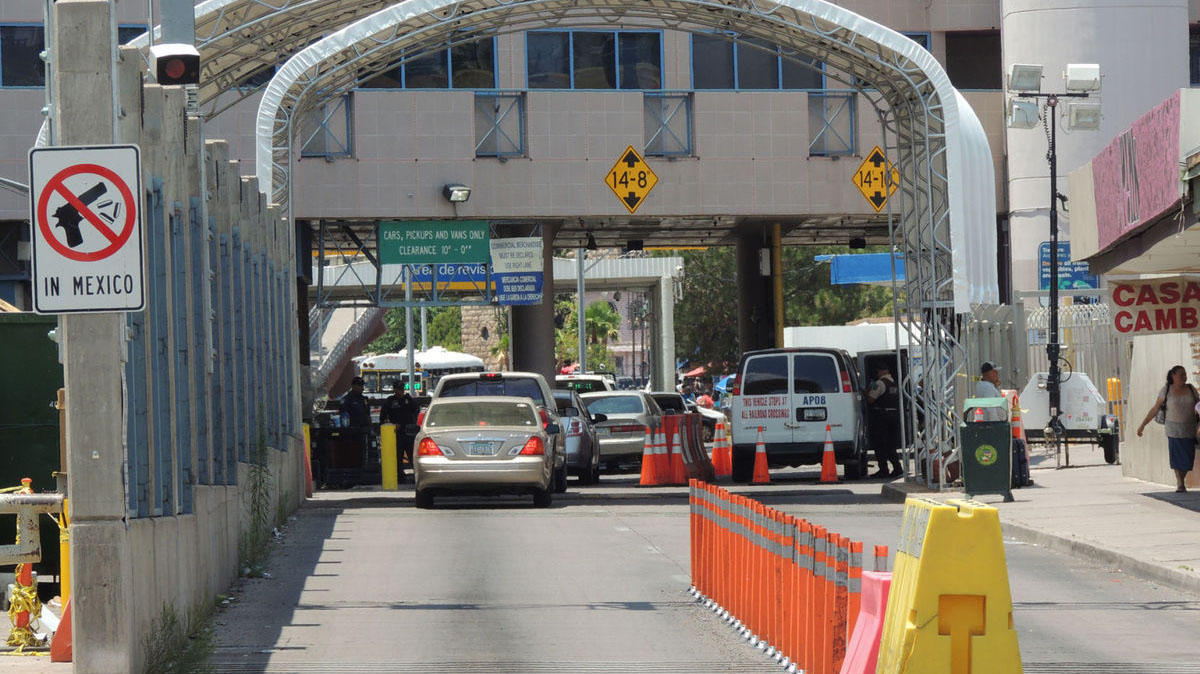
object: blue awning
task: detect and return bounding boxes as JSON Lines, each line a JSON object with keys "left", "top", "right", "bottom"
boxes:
{"left": 814, "top": 253, "right": 906, "bottom": 285}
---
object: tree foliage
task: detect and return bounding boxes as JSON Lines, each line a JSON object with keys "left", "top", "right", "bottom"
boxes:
{"left": 669, "top": 245, "right": 894, "bottom": 371}
{"left": 552, "top": 295, "right": 619, "bottom": 371}
{"left": 367, "top": 306, "right": 462, "bottom": 354}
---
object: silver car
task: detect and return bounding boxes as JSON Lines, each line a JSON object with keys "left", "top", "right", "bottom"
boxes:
{"left": 553, "top": 389, "right": 604, "bottom": 484}
{"left": 580, "top": 391, "right": 662, "bottom": 470}
{"left": 414, "top": 396, "right": 560, "bottom": 508}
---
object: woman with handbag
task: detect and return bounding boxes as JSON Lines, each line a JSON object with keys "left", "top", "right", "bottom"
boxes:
{"left": 1136, "top": 365, "right": 1199, "bottom": 492}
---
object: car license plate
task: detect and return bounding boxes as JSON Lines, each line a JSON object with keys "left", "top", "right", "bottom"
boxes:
{"left": 467, "top": 441, "right": 494, "bottom": 456}
{"left": 802, "top": 408, "right": 827, "bottom": 421}
{"left": 597, "top": 427, "right": 611, "bottom": 437}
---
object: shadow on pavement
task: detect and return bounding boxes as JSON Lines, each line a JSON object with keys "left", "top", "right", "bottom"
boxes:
{"left": 1144, "top": 491, "right": 1200, "bottom": 514}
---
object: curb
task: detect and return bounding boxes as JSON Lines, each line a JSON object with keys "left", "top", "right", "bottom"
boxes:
{"left": 880, "top": 481, "right": 1200, "bottom": 596}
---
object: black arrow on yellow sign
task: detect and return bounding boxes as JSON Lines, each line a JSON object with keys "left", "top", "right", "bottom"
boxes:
{"left": 622, "top": 150, "right": 640, "bottom": 168}
{"left": 869, "top": 193, "right": 886, "bottom": 209}
{"left": 623, "top": 192, "right": 641, "bottom": 209}
{"left": 869, "top": 148, "right": 887, "bottom": 167}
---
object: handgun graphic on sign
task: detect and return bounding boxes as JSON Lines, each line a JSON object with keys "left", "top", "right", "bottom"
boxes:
{"left": 52, "top": 182, "right": 107, "bottom": 248}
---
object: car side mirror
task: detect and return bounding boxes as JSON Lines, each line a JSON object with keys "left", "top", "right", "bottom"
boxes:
{"left": 591, "top": 413, "right": 608, "bottom": 423}
{"left": 545, "top": 423, "right": 561, "bottom": 435}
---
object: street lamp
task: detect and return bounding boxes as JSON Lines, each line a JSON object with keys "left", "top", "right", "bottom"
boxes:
{"left": 1006, "top": 62, "right": 1102, "bottom": 460}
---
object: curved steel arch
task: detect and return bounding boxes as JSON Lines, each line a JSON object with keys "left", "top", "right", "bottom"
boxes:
{"left": 255, "top": 0, "right": 996, "bottom": 484}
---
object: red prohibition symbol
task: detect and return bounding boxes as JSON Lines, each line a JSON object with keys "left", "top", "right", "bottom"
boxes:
{"left": 37, "top": 163, "right": 137, "bottom": 262}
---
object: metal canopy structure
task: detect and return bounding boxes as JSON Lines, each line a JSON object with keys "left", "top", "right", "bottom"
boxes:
{"left": 113, "top": 0, "right": 1001, "bottom": 487}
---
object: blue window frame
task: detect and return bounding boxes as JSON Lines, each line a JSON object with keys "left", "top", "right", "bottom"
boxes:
{"left": 525, "top": 30, "right": 662, "bottom": 90}
{"left": 808, "top": 91, "right": 856, "bottom": 157}
{"left": 644, "top": 92, "right": 692, "bottom": 157}
{"left": 475, "top": 92, "right": 525, "bottom": 158}
{"left": 1, "top": 24, "right": 147, "bottom": 87}
{"left": 690, "top": 33, "right": 824, "bottom": 90}
{"left": 300, "top": 94, "right": 354, "bottom": 159}
{"left": 904, "top": 32, "right": 931, "bottom": 51}
{"left": 360, "top": 38, "right": 497, "bottom": 89}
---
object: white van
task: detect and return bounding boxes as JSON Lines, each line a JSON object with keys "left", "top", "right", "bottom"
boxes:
{"left": 729, "top": 347, "right": 868, "bottom": 482}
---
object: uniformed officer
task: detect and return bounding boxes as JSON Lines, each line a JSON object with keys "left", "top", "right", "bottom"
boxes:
{"left": 866, "top": 365, "right": 904, "bottom": 478}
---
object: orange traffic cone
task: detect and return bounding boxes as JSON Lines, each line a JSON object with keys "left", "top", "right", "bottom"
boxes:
{"left": 820, "top": 424, "right": 839, "bottom": 484}
{"left": 639, "top": 428, "right": 659, "bottom": 486}
{"left": 752, "top": 426, "right": 771, "bottom": 484}
{"left": 711, "top": 422, "right": 732, "bottom": 477}
{"left": 50, "top": 599, "right": 72, "bottom": 662}
{"left": 656, "top": 428, "right": 670, "bottom": 480}
{"left": 669, "top": 431, "right": 687, "bottom": 485}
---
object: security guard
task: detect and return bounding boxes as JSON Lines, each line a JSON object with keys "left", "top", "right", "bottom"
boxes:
{"left": 866, "top": 364, "right": 904, "bottom": 478}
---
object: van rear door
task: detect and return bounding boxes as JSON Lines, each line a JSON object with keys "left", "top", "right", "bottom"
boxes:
{"left": 790, "top": 352, "right": 854, "bottom": 445}
{"left": 732, "top": 353, "right": 792, "bottom": 446}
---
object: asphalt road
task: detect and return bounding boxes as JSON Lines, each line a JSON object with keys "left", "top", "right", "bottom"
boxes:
{"left": 204, "top": 468, "right": 1200, "bottom": 673}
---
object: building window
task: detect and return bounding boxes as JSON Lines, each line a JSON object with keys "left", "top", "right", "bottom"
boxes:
{"left": 360, "top": 38, "right": 496, "bottom": 89}
{"left": 526, "top": 30, "right": 662, "bottom": 90}
{"left": 1190, "top": 26, "right": 1200, "bottom": 86}
{"left": 475, "top": 92, "right": 525, "bottom": 158}
{"left": 944, "top": 30, "right": 1001, "bottom": 90}
{"left": 300, "top": 94, "right": 353, "bottom": 159}
{"left": 691, "top": 34, "right": 824, "bottom": 90}
{"left": 808, "top": 91, "right": 856, "bottom": 157}
{"left": 1, "top": 24, "right": 147, "bottom": 87}
{"left": 644, "top": 92, "right": 691, "bottom": 157}
{"left": 904, "top": 32, "right": 931, "bottom": 51}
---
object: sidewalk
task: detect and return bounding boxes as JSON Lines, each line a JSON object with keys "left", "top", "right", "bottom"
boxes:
{"left": 883, "top": 446, "right": 1200, "bottom": 595}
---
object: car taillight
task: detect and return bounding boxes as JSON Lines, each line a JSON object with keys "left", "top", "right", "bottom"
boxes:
{"left": 611, "top": 424, "right": 646, "bottom": 434}
{"left": 539, "top": 408, "right": 551, "bottom": 428}
{"left": 520, "top": 437, "right": 545, "bottom": 455}
{"left": 840, "top": 368, "right": 852, "bottom": 393}
{"left": 480, "top": 372, "right": 502, "bottom": 380}
{"left": 417, "top": 438, "right": 442, "bottom": 456}
{"left": 417, "top": 410, "right": 425, "bottom": 425}
{"left": 732, "top": 380, "right": 740, "bottom": 396}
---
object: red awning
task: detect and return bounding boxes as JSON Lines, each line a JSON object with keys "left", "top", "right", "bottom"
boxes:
{"left": 683, "top": 366, "right": 706, "bottom": 377}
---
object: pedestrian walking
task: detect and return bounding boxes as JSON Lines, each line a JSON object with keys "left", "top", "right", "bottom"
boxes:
{"left": 1136, "top": 365, "right": 1199, "bottom": 493}
{"left": 866, "top": 365, "right": 903, "bottom": 477}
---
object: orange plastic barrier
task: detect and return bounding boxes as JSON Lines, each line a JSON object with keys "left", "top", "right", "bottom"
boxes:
{"left": 838, "top": 571, "right": 891, "bottom": 674}
{"left": 689, "top": 480, "right": 873, "bottom": 674}
{"left": 50, "top": 599, "right": 72, "bottom": 662}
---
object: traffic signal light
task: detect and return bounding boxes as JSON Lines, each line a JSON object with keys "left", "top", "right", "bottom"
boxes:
{"left": 149, "top": 43, "right": 200, "bottom": 86}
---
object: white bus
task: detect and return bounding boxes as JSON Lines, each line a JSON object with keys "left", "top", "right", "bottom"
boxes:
{"left": 357, "top": 346, "right": 486, "bottom": 398}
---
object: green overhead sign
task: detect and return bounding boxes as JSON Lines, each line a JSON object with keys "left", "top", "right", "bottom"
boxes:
{"left": 379, "top": 221, "right": 490, "bottom": 265}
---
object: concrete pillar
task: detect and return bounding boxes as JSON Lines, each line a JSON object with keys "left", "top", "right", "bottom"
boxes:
{"left": 654, "top": 274, "right": 676, "bottom": 392}
{"left": 735, "top": 228, "right": 773, "bottom": 353}
{"left": 55, "top": 2, "right": 135, "bottom": 671}
{"left": 510, "top": 222, "right": 559, "bottom": 384}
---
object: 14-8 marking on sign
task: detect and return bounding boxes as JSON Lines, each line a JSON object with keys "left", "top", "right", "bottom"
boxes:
{"left": 605, "top": 146, "right": 658, "bottom": 214}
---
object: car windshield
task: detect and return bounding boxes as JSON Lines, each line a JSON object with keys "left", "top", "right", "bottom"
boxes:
{"left": 584, "top": 395, "right": 645, "bottom": 415}
{"left": 425, "top": 401, "right": 537, "bottom": 428}
{"left": 653, "top": 395, "right": 687, "bottom": 412}
{"left": 558, "top": 378, "right": 608, "bottom": 393}
{"left": 439, "top": 377, "right": 546, "bottom": 405}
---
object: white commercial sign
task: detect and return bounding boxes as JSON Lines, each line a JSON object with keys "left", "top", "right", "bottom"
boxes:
{"left": 29, "top": 145, "right": 145, "bottom": 313}
{"left": 490, "top": 237, "right": 544, "bottom": 305}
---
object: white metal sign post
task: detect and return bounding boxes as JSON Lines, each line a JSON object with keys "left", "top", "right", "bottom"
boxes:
{"left": 29, "top": 145, "right": 145, "bottom": 313}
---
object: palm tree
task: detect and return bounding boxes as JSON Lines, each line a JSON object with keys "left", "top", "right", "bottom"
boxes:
{"left": 584, "top": 301, "right": 621, "bottom": 371}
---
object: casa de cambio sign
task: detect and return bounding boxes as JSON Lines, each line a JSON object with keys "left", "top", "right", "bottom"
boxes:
{"left": 1108, "top": 275, "right": 1200, "bottom": 335}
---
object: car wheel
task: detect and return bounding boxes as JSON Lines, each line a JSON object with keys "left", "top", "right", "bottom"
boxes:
{"left": 554, "top": 463, "right": 568, "bottom": 493}
{"left": 589, "top": 455, "right": 601, "bottom": 484}
{"left": 578, "top": 452, "right": 598, "bottom": 485}
{"left": 414, "top": 490, "right": 434, "bottom": 509}
{"left": 533, "top": 488, "right": 553, "bottom": 508}
{"left": 731, "top": 447, "right": 753, "bottom": 484}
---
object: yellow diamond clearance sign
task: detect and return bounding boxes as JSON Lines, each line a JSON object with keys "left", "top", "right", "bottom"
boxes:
{"left": 852, "top": 146, "right": 899, "bottom": 213}
{"left": 606, "top": 145, "right": 658, "bottom": 214}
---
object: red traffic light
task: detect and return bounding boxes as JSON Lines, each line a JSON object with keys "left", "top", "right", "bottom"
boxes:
{"left": 163, "top": 58, "right": 188, "bottom": 81}
{"left": 149, "top": 44, "right": 200, "bottom": 86}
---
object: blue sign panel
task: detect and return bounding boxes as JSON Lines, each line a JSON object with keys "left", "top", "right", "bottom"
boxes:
{"left": 1038, "top": 242, "right": 1098, "bottom": 292}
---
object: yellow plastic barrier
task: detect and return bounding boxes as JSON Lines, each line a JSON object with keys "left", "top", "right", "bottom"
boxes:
{"left": 877, "top": 497, "right": 1022, "bottom": 674}
{"left": 380, "top": 423, "right": 399, "bottom": 491}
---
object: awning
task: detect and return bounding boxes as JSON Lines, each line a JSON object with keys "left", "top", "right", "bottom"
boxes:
{"left": 683, "top": 366, "right": 706, "bottom": 377}
{"left": 814, "top": 253, "right": 906, "bottom": 285}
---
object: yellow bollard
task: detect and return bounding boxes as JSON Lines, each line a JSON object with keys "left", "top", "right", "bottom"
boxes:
{"left": 380, "top": 423, "right": 399, "bottom": 491}
{"left": 59, "top": 498, "right": 70, "bottom": 605}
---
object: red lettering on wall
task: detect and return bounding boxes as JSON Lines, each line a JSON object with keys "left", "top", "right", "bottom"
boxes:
{"left": 1184, "top": 307, "right": 1199, "bottom": 330}
{"left": 1115, "top": 311, "right": 1133, "bottom": 333}
{"left": 1136, "top": 285, "right": 1159, "bottom": 305}
{"left": 1159, "top": 282, "right": 1180, "bottom": 304}
{"left": 1135, "top": 312, "right": 1153, "bottom": 331}
{"left": 1112, "top": 285, "right": 1135, "bottom": 307}
{"left": 1155, "top": 309, "right": 1178, "bottom": 331}
{"left": 1184, "top": 282, "right": 1200, "bottom": 303}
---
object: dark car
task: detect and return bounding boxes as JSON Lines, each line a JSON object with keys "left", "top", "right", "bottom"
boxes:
{"left": 552, "top": 389, "right": 604, "bottom": 484}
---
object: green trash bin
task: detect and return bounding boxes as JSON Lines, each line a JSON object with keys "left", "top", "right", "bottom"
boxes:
{"left": 960, "top": 397, "right": 1013, "bottom": 502}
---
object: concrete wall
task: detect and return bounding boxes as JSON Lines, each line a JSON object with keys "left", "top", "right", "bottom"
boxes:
{"left": 1123, "top": 332, "right": 1200, "bottom": 488}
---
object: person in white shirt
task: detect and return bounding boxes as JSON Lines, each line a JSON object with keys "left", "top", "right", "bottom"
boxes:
{"left": 973, "top": 361, "right": 1006, "bottom": 422}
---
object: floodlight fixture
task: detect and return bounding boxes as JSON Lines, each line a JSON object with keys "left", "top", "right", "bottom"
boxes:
{"left": 1007, "top": 64, "right": 1043, "bottom": 93}
{"left": 442, "top": 183, "right": 471, "bottom": 203}
{"left": 1065, "top": 64, "right": 1101, "bottom": 93}
{"left": 586, "top": 233, "right": 598, "bottom": 251}
{"left": 1067, "top": 101, "right": 1102, "bottom": 130}
{"left": 1007, "top": 98, "right": 1040, "bottom": 129}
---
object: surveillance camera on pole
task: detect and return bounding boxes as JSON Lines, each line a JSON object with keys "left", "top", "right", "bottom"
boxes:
{"left": 149, "top": 43, "right": 201, "bottom": 86}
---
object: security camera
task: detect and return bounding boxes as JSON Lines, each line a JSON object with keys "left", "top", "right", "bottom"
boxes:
{"left": 149, "top": 43, "right": 201, "bottom": 86}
